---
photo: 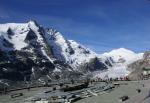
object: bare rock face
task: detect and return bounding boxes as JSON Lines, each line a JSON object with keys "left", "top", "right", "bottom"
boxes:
{"left": 24, "top": 29, "right": 37, "bottom": 43}
{"left": 85, "top": 57, "right": 108, "bottom": 72}
{"left": 128, "top": 52, "right": 150, "bottom": 80}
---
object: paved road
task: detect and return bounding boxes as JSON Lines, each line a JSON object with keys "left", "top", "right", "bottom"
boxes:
{"left": 76, "top": 80, "right": 150, "bottom": 103}
{"left": 125, "top": 80, "right": 150, "bottom": 103}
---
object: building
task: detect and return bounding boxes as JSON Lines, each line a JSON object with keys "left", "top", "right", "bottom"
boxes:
{"left": 143, "top": 67, "right": 150, "bottom": 75}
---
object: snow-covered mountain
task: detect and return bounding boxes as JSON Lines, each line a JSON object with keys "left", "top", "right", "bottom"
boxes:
{"left": 44, "top": 28, "right": 98, "bottom": 70}
{"left": 0, "top": 21, "right": 78, "bottom": 84}
{"left": 93, "top": 48, "right": 143, "bottom": 78}
{"left": 0, "top": 20, "right": 144, "bottom": 87}
{"left": 0, "top": 20, "right": 109, "bottom": 86}
{"left": 102, "top": 48, "right": 143, "bottom": 65}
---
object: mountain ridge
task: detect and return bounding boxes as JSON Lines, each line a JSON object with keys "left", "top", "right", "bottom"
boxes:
{"left": 0, "top": 20, "right": 144, "bottom": 87}
{"left": 0, "top": 20, "right": 109, "bottom": 87}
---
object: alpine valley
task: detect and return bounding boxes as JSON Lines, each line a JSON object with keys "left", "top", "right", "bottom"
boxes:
{"left": 0, "top": 20, "right": 144, "bottom": 87}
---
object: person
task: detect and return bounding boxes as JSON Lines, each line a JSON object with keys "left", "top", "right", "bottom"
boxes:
{"left": 148, "top": 90, "right": 150, "bottom": 97}
{"left": 27, "top": 87, "right": 30, "bottom": 91}
{"left": 4, "top": 87, "right": 7, "bottom": 94}
{"left": 27, "top": 83, "right": 30, "bottom": 91}
{"left": 142, "top": 84, "right": 145, "bottom": 87}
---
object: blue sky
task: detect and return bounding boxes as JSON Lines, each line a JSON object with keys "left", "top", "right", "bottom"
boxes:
{"left": 0, "top": 0, "right": 150, "bottom": 53}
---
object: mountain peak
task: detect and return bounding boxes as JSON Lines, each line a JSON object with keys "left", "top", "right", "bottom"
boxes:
{"left": 27, "top": 20, "right": 39, "bottom": 25}
{"left": 27, "top": 20, "right": 40, "bottom": 29}
{"left": 109, "top": 48, "right": 135, "bottom": 55}
{"left": 116, "top": 48, "right": 130, "bottom": 51}
{"left": 102, "top": 47, "right": 143, "bottom": 65}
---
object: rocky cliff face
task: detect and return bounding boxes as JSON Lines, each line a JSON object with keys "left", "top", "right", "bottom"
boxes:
{"left": 128, "top": 51, "right": 150, "bottom": 80}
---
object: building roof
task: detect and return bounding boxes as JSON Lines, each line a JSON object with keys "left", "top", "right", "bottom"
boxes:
{"left": 143, "top": 67, "right": 150, "bottom": 71}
